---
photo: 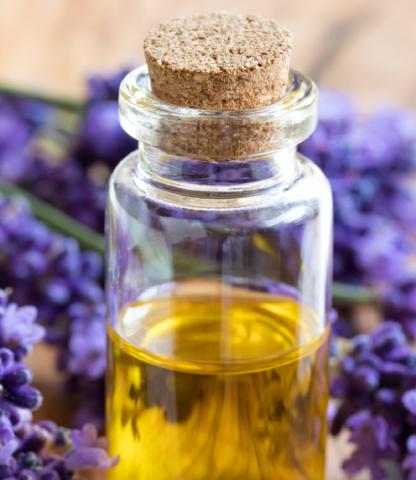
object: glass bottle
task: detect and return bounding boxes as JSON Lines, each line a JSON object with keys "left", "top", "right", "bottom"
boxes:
{"left": 106, "top": 64, "right": 332, "bottom": 479}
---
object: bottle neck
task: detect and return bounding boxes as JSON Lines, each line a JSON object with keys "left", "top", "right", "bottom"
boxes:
{"left": 136, "top": 144, "right": 300, "bottom": 197}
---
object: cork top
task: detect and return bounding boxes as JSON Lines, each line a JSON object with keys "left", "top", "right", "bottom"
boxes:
{"left": 119, "top": 16, "right": 316, "bottom": 160}
{"left": 144, "top": 13, "right": 292, "bottom": 110}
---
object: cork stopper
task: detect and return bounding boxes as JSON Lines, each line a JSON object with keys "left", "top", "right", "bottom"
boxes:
{"left": 119, "top": 16, "right": 315, "bottom": 160}
{"left": 144, "top": 13, "right": 292, "bottom": 110}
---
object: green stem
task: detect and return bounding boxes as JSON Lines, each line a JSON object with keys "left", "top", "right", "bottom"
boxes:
{"left": 332, "top": 282, "right": 376, "bottom": 304}
{"left": 0, "top": 83, "right": 84, "bottom": 112}
{"left": 0, "top": 181, "right": 105, "bottom": 254}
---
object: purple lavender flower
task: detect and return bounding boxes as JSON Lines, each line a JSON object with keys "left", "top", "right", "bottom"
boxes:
{"left": 384, "top": 278, "right": 416, "bottom": 338}
{"left": 0, "top": 422, "right": 116, "bottom": 478}
{"left": 403, "top": 435, "right": 416, "bottom": 479}
{"left": 70, "top": 67, "right": 135, "bottom": 171}
{"left": 64, "top": 424, "right": 117, "bottom": 470}
{"left": 67, "top": 312, "right": 106, "bottom": 380}
{"left": 403, "top": 389, "right": 416, "bottom": 415}
{"left": 0, "top": 436, "right": 19, "bottom": 476}
{"left": 75, "top": 101, "right": 136, "bottom": 169}
{"left": 0, "top": 197, "right": 105, "bottom": 427}
{"left": 87, "top": 67, "right": 131, "bottom": 103}
{"left": 0, "top": 92, "right": 108, "bottom": 231}
{"left": 300, "top": 94, "right": 416, "bottom": 298}
{"left": 0, "top": 294, "right": 44, "bottom": 425}
{"left": 0, "top": 292, "right": 45, "bottom": 359}
{"left": 0, "top": 290, "right": 115, "bottom": 478}
{"left": 343, "top": 412, "right": 399, "bottom": 480}
{"left": 354, "top": 224, "right": 414, "bottom": 285}
{"left": 0, "top": 104, "right": 32, "bottom": 183}
{"left": 331, "top": 322, "right": 416, "bottom": 479}
{"left": 23, "top": 158, "right": 107, "bottom": 231}
{"left": 0, "top": 196, "right": 105, "bottom": 335}
{"left": 0, "top": 347, "right": 42, "bottom": 412}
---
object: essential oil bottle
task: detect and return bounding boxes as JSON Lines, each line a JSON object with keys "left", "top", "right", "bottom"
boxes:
{"left": 106, "top": 13, "right": 332, "bottom": 480}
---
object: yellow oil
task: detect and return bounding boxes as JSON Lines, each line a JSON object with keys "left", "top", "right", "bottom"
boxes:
{"left": 106, "top": 280, "right": 329, "bottom": 480}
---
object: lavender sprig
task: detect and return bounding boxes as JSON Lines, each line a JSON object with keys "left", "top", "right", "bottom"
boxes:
{"left": 0, "top": 289, "right": 116, "bottom": 478}
{"left": 331, "top": 322, "right": 416, "bottom": 479}
{"left": 0, "top": 196, "right": 105, "bottom": 427}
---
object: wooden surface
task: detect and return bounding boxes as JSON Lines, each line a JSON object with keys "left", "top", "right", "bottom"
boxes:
{"left": 0, "top": 0, "right": 415, "bottom": 109}
{"left": 2, "top": 1, "right": 402, "bottom": 478}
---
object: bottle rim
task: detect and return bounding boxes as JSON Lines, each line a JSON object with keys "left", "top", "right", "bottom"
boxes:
{"left": 119, "top": 65, "right": 318, "bottom": 159}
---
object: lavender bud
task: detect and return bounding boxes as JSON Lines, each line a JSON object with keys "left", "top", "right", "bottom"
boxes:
{"left": 17, "top": 451, "right": 42, "bottom": 470}
{"left": 3, "top": 365, "right": 32, "bottom": 388}
{"left": 403, "top": 389, "right": 416, "bottom": 415}
{"left": 6, "top": 386, "right": 42, "bottom": 410}
{"left": 39, "top": 469, "right": 60, "bottom": 480}
{"left": 375, "top": 388, "right": 397, "bottom": 406}
{"left": 352, "top": 365, "right": 380, "bottom": 391}
{"left": 18, "top": 470, "right": 38, "bottom": 480}
{"left": 0, "top": 457, "right": 17, "bottom": 477}
{"left": 20, "top": 429, "right": 49, "bottom": 454}
{"left": 53, "top": 427, "right": 71, "bottom": 449}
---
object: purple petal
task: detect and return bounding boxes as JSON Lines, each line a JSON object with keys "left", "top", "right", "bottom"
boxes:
{"left": 65, "top": 447, "right": 118, "bottom": 470}
{"left": 403, "top": 389, "right": 416, "bottom": 414}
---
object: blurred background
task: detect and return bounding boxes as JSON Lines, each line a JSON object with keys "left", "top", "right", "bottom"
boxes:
{"left": 0, "top": 2, "right": 416, "bottom": 479}
{"left": 0, "top": 0, "right": 415, "bottom": 108}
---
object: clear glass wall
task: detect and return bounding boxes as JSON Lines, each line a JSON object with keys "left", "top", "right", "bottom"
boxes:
{"left": 106, "top": 66, "right": 332, "bottom": 480}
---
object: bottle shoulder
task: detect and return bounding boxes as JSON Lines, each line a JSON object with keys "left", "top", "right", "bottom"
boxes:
{"left": 294, "top": 154, "right": 332, "bottom": 202}
{"left": 109, "top": 150, "right": 332, "bottom": 226}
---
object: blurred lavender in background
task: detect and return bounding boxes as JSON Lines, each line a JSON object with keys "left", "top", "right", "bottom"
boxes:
{"left": 0, "top": 68, "right": 134, "bottom": 231}
{"left": 330, "top": 322, "right": 416, "bottom": 479}
{"left": 0, "top": 195, "right": 105, "bottom": 429}
{"left": 300, "top": 91, "right": 416, "bottom": 336}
